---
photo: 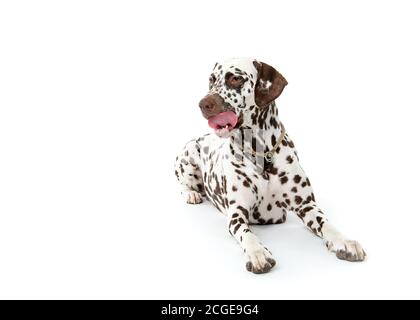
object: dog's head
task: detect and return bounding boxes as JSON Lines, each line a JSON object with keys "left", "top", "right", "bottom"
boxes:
{"left": 199, "top": 58, "right": 288, "bottom": 138}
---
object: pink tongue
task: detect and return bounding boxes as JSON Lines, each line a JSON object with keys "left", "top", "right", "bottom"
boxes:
{"left": 208, "top": 111, "right": 238, "bottom": 129}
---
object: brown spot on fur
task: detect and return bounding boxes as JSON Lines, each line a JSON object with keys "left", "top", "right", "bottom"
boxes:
{"left": 265, "top": 165, "right": 278, "bottom": 175}
{"left": 233, "top": 224, "right": 241, "bottom": 234}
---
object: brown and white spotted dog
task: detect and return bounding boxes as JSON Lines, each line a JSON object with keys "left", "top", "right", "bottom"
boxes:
{"left": 174, "top": 58, "right": 366, "bottom": 274}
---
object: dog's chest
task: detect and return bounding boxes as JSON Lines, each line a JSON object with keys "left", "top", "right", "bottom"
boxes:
{"left": 200, "top": 135, "right": 293, "bottom": 211}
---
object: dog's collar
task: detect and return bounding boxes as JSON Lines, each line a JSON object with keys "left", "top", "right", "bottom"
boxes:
{"left": 247, "top": 122, "right": 286, "bottom": 163}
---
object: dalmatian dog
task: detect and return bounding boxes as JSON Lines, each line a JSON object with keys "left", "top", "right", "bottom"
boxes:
{"left": 174, "top": 58, "right": 366, "bottom": 274}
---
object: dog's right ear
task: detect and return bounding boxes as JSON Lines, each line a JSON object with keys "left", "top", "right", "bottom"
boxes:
{"left": 253, "top": 60, "right": 288, "bottom": 108}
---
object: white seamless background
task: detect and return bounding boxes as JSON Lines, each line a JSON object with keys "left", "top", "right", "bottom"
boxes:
{"left": 0, "top": 0, "right": 419, "bottom": 299}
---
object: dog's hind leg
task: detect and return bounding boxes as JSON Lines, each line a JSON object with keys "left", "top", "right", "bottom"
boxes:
{"left": 174, "top": 139, "right": 205, "bottom": 204}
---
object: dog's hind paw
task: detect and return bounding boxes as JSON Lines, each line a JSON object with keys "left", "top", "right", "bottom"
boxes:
{"left": 182, "top": 190, "right": 203, "bottom": 204}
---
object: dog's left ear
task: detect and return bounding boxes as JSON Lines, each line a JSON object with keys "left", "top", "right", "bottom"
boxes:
{"left": 253, "top": 60, "right": 288, "bottom": 108}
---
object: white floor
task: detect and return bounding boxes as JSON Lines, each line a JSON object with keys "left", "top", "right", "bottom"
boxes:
{"left": 1, "top": 168, "right": 418, "bottom": 299}
{"left": 147, "top": 188, "right": 420, "bottom": 300}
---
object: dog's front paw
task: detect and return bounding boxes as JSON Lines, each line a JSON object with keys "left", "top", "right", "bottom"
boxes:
{"left": 182, "top": 190, "right": 203, "bottom": 204}
{"left": 245, "top": 245, "right": 276, "bottom": 274}
{"left": 326, "top": 239, "right": 367, "bottom": 262}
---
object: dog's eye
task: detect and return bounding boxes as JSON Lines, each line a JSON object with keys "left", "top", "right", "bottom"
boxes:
{"left": 209, "top": 74, "right": 216, "bottom": 84}
{"left": 225, "top": 73, "right": 245, "bottom": 89}
{"left": 209, "top": 74, "right": 216, "bottom": 89}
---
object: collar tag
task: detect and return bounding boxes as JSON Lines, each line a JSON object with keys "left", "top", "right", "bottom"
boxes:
{"left": 265, "top": 152, "right": 274, "bottom": 162}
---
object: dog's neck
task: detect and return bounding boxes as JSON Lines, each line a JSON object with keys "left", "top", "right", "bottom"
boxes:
{"left": 229, "top": 102, "right": 283, "bottom": 163}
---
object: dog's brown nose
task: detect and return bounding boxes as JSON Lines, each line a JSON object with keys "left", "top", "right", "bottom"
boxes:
{"left": 199, "top": 94, "right": 223, "bottom": 118}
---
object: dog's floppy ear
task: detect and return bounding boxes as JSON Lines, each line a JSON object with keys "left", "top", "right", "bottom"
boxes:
{"left": 253, "top": 60, "right": 288, "bottom": 108}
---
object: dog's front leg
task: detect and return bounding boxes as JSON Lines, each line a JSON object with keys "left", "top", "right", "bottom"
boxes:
{"left": 298, "top": 204, "right": 366, "bottom": 262}
{"left": 291, "top": 174, "right": 367, "bottom": 261}
{"left": 227, "top": 206, "right": 276, "bottom": 274}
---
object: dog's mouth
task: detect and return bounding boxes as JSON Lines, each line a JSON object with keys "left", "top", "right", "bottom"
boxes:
{"left": 208, "top": 111, "right": 238, "bottom": 138}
